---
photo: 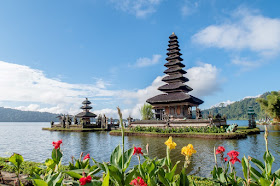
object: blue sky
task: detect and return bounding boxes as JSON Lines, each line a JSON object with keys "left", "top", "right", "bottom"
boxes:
{"left": 0, "top": 0, "right": 279, "bottom": 118}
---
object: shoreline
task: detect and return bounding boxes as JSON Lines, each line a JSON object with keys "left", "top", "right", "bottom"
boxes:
{"left": 42, "top": 127, "right": 109, "bottom": 132}
{"left": 109, "top": 127, "right": 260, "bottom": 139}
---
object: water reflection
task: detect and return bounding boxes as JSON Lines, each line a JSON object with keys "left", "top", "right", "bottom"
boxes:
{"left": 0, "top": 122, "right": 280, "bottom": 178}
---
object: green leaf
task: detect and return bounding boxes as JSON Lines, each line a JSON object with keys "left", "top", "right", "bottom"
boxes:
{"left": 259, "top": 177, "right": 271, "bottom": 186}
{"left": 9, "top": 153, "right": 24, "bottom": 169}
{"left": 92, "top": 157, "right": 106, "bottom": 171}
{"left": 64, "top": 171, "right": 83, "bottom": 179}
{"left": 110, "top": 145, "right": 122, "bottom": 169}
{"left": 108, "top": 165, "right": 122, "bottom": 185}
{"left": 179, "top": 168, "right": 189, "bottom": 186}
{"left": 250, "top": 167, "right": 263, "bottom": 182}
{"left": 51, "top": 149, "right": 63, "bottom": 164}
{"left": 242, "top": 156, "right": 248, "bottom": 180}
{"left": 158, "top": 168, "right": 169, "bottom": 185}
{"left": 45, "top": 159, "right": 56, "bottom": 170}
{"left": 147, "top": 162, "right": 155, "bottom": 175}
{"left": 251, "top": 157, "right": 265, "bottom": 173}
{"left": 102, "top": 163, "right": 110, "bottom": 186}
{"left": 89, "top": 165, "right": 101, "bottom": 176}
{"left": 124, "top": 168, "right": 137, "bottom": 185}
{"left": 122, "top": 148, "right": 134, "bottom": 172}
{"left": 264, "top": 151, "right": 275, "bottom": 177}
{"left": 165, "top": 161, "right": 180, "bottom": 182}
{"left": 33, "top": 179, "right": 48, "bottom": 186}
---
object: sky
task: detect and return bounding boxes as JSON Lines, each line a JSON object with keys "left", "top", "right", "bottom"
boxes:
{"left": 0, "top": 0, "right": 279, "bottom": 118}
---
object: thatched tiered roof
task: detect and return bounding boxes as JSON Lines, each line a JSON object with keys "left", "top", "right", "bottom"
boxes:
{"left": 75, "top": 98, "right": 97, "bottom": 118}
{"left": 146, "top": 33, "right": 203, "bottom": 106}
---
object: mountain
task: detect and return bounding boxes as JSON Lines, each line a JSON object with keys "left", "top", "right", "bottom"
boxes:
{"left": 0, "top": 107, "right": 59, "bottom": 122}
{"left": 202, "top": 92, "right": 271, "bottom": 120}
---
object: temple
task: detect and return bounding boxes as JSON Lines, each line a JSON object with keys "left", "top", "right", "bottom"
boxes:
{"left": 147, "top": 33, "right": 203, "bottom": 120}
{"left": 75, "top": 98, "right": 97, "bottom": 125}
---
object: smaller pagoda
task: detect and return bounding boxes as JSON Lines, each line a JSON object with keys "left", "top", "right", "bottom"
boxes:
{"left": 75, "top": 98, "right": 97, "bottom": 125}
{"left": 248, "top": 106, "right": 256, "bottom": 128}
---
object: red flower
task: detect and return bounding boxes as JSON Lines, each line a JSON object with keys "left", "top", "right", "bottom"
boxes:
{"left": 133, "top": 147, "right": 143, "bottom": 156}
{"left": 215, "top": 146, "right": 225, "bottom": 154}
{"left": 224, "top": 157, "right": 228, "bottom": 162}
{"left": 130, "top": 177, "right": 147, "bottom": 186}
{"left": 227, "top": 150, "right": 239, "bottom": 158}
{"left": 52, "top": 140, "right": 62, "bottom": 149}
{"left": 79, "top": 175, "right": 92, "bottom": 185}
{"left": 229, "top": 157, "right": 241, "bottom": 164}
{"left": 83, "top": 154, "right": 90, "bottom": 160}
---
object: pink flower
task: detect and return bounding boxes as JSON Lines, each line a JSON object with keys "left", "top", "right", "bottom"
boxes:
{"left": 52, "top": 140, "right": 62, "bottom": 149}
{"left": 133, "top": 147, "right": 143, "bottom": 156}
{"left": 83, "top": 154, "right": 90, "bottom": 160}
{"left": 227, "top": 150, "right": 239, "bottom": 159}
{"left": 79, "top": 175, "right": 92, "bottom": 185}
{"left": 224, "top": 157, "right": 228, "bottom": 162}
{"left": 130, "top": 177, "right": 147, "bottom": 186}
{"left": 229, "top": 157, "right": 241, "bottom": 164}
{"left": 215, "top": 146, "right": 225, "bottom": 154}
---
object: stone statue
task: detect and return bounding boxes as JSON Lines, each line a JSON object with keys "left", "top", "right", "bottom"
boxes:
{"left": 73, "top": 116, "right": 78, "bottom": 125}
{"left": 226, "top": 124, "right": 238, "bottom": 133}
{"left": 188, "top": 107, "right": 192, "bottom": 119}
{"left": 62, "top": 115, "right": 66, "bottom": 128}
{"left": 196, "top": 108, "right": 202, "bottom": 119}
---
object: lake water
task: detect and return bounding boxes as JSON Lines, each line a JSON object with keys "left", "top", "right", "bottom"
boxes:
{"left": 0, "top": 120, "right": 279, "bottom": 178}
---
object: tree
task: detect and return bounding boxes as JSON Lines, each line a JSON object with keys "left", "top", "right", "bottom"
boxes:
{"left": 140, "top": 103, "right": 154, "bottom": 120}
{"left": 256, "top": 91, "right": 280, "bottom": 122}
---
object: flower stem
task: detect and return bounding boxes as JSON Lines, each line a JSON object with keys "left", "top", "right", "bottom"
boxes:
{"left": 117, "top": 107, "right": 124, "bottom": 170}
{"left": 166, "top": 146, "right": 171, "bottom": 172}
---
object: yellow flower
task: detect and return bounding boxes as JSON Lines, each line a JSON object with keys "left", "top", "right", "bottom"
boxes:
{"left": 181, "top": 144, "right": 197, "bottom": 157}
{"left": 165, "top": 137, "right": 177, "bottom": 150}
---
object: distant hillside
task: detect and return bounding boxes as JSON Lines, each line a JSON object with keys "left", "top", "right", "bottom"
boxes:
{"left": 0, "top": 107, "right": 59, "bottom": 122}
{"left": 202, "top": 92, "right": 271, "bottom": 120}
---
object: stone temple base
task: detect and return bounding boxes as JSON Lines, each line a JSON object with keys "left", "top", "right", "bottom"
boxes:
{"left": 130, "top": 119, "right": 226, "bottom": 128}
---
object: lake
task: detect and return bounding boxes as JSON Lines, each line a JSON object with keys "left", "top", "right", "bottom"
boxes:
{"left": 0, "top": 120, "right": 279, "bottom": 178}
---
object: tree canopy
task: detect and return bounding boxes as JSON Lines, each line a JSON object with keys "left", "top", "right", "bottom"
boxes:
{"left": 256, "top": 91, "right": 280, "bottom": 122}
{"left": 140, "top": 103, "right": 154, "bottom": 120}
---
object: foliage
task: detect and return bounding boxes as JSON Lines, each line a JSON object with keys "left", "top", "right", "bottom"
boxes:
{"left": 212, "top": 126, "right": 280, "bottom": 186}
{"left": 203, "top": 92, "right": 271, "bottom": 120}
{"left": 130, "top": 126, "right": 227, "bottom": 133}
{"left": 256, "top": 91, "right": 280, "bottom": 122}
{"left": 140, "top": 104, "right": 154, "bottom": 120}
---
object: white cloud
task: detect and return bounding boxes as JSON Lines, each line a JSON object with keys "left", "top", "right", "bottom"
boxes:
{"left": 210, "top": 100, "right": 235, "bottom": 108}
{"left": 181, "top": 0, "right": 199, "bottom": 17}
{"left": 134, "top": 54, "right": 161, "bottom": 67}
{"left": 110, "top": 0, "right": 162, "bottom": 18}
{"left": 231, "top": 57, "right": 264, "bottom": 71}
{"left": 0, "top": 60, "right": 221, "bottom": 119}
{"left": 187, "top": 62, "right": 222, "bottom": 97}
{"left": 192, "top": 8, "right": 280, "bottom": 56}
{"left": 242, "top": 94, "right": 262, "bottom": 100}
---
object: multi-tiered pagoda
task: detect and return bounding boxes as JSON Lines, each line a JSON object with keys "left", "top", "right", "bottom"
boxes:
{"left": 75, "top": 98, "right": 97, "bottom": 124}
{"left": 147, "top": 33, "right": 203, "bottom": 120}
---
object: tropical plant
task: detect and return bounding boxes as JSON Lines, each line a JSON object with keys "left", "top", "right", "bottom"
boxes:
{"left": 140, "top": 104, "right": 154, "bottom": 120}
{"left": 8, "top": 153, "right": 24, "bottom": 186}
{"left": 256, "top": 91, "right": 280, "bottom": 122}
